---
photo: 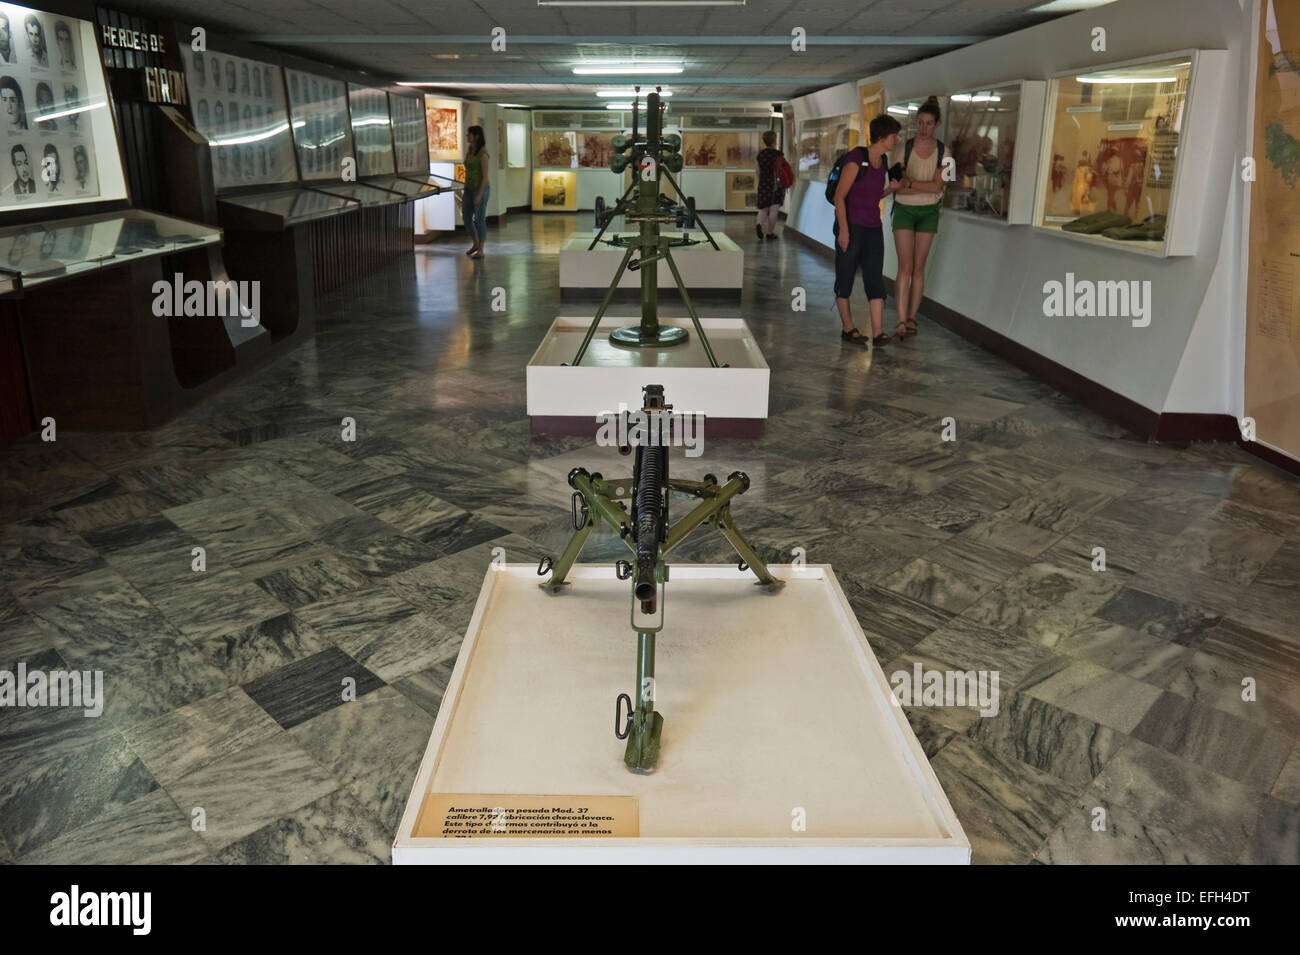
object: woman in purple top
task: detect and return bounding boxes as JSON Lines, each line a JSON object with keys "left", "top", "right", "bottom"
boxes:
{"left": 833, "top": 114, "right": 902, "bottom": 347}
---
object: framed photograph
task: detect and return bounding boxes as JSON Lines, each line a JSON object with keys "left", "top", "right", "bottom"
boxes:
{"left": 531, "top": 168, "right": 576, "bottom": 211}
{"left": 389, "top": 91, "right": 429, "bottom": 174}
{"left": 285, "top": 69, "right": 355, "bottom": 182}
{"left": 426, "top": 102, "right": 459, "bottom": 160}
{"left": 797, "top": 114, "right": 860, "bottom": 181}
{"left": 348, "top": 84, "right": 395, "bottom": 178}
{"left": 725, "top": 170, "right": 756, "bottom": 210}
{"left": 533, "top": 129, "right": 576, "bottom": 168}
{"left": 0, "top": 5, "right": 129, "bottom": 211}
{"left": 682, "top": 130, "right": 759, "bottom": 169}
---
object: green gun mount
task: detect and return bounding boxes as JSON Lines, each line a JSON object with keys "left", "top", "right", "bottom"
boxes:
{"left": 537, "top": 384, "right": 780, "bottom": 773}
{"left": 566, "top": 88, "right": 725, "bottom": 368}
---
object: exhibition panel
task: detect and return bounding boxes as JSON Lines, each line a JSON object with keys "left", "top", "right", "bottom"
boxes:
{"left": 348, "top": 83, "right": 396, "bottom": 178}
{"left": 285, "top": 69, "right": 353, "bottom": 182}
{"left": 0, "top": 5, "right": 125, "bottom": 212}
{"left": 217, "top": 186, "right": 359, "bottom": 229}
{"left": 182, "top": 48, "right": 296, "bottom": 191}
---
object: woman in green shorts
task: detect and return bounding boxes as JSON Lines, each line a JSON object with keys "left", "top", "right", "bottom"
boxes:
{"left": 892, "top": 96, "right": 945, "bottom": 338}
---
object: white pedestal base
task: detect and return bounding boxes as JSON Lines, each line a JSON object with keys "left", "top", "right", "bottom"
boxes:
{"left": 559, "top": 231, "right": 744, "bottom": 292}
{"left": 393, "top": 565, "right": 970, "bottom": 864}
{"left": 526, "top": 316, "right": 769, "bottom": 433}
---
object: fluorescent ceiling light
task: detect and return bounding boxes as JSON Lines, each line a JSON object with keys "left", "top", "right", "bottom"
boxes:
{"left": 951, "top": 93, "right": 1001, "bottom": 102}
{"left": 497, "top": 103, "right": 528, "bottom": 108}
{"left": 604, "top": 103, "right": 633, "bottom": 109}
{"left": 574, "top": 65, "right": 684, "bottom": 75}
{"left": 886, "top": 106, "right": 909, "bottom": 115}
{"left": 1076, "top": 74, "right": 1178, "bottom": 83}
{"left": 597, "top": 88, "right": 672, "bottom": 96}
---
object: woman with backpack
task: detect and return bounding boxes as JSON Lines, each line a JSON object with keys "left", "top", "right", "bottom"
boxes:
{"left": 832, "top": 113, "right": 903, "bottom": 347}
{"left": 892, "top": 96, "right": 946, "bottom": 338}
{"left": 755, "top": 130, "right": 793, "bottom": 240}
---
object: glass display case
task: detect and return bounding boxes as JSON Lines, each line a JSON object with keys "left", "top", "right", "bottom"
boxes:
{"left": 390, "top": 91, "right": 430, "bottom": 175}
{"left": 348, "top": 84, "right": 395, "bottom": 178}
{"left": 0, "top": 209, "right": 219, "bottom": 288}
{"left": 286, "top": 69, "right": 354, "bottom": 181}
{"left": 0, "top": 4, "right": 127, "bottom": 211}
{"left": 1035, "top": 54, "right": 1192, "bottom": 252}
{"left": 885, "top": 98, "right": 949, "bottom": 146}
{"left": 181, "top": 47, "right": 297, "bottom": 191}
{"left": 217, "top": 187, "right": 359, "bottom": 230}
{"left": 308, "top": 181, "right": 406, "bottom": 207}
{"left": 943, "top": 86, "right": 1021, "bottom": 220}
{"left": 363, "top": 175, "right": 440, "bottom": 198}
{"left": 796, "top": 114, "right": 859, "bottom": 180}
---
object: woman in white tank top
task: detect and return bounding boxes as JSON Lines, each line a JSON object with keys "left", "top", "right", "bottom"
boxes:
{"left": 892, "top": 96, "right": 946, "bottom": 338}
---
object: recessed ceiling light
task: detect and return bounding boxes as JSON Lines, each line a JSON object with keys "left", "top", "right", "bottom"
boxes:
{"left": 574, "top": 65, "right": 684, "bottom": 75}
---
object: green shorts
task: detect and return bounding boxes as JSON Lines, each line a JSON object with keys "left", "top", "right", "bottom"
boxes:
{"left": 892, "top": 202, "right": 941, "bottom": 234}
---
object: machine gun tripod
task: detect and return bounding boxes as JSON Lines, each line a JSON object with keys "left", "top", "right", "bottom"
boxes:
{"left": 537, "top": 384, "right": 780, "bottom": 773}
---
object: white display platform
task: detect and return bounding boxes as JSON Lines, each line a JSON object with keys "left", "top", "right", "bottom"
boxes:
{"left": 559, "top": 231, "right": 743, "bottom": 292}
{"left": 393, "top": 564, "right": 970, "bottom": 864}
{"left": 526, "top": 316, "right": 769, "bottom": 430}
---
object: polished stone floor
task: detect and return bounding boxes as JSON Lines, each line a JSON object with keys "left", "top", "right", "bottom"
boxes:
{"left": 2, "top": 213, "right": 1299, "bottom": 864}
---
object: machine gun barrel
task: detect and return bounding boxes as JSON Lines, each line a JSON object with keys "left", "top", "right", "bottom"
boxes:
{"left": 633, "top": 445, "right": 666, "bottom": 606}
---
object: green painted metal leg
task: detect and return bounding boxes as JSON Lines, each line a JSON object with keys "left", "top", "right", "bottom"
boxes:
{"left": 546, "top": 515, "right": 594, "bottom": 590}
{"left": 569, "top": 243, "right": 638, "bottom": 366}
{"left": 716, "top": 507, "right": 776, "bottom": 585}
{"left": 662, "top": 247, "right": 722, "bottom": 368}
{"left": 624, "top": 629, "right": 663, "bottom": 773}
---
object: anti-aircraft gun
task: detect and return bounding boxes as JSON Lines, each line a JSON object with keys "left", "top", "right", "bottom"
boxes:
{"left": 566, "top": 88, "right": 725, "bottom": 367}
{"left": 538, "top": 384, "right": 780, "bottom": 773}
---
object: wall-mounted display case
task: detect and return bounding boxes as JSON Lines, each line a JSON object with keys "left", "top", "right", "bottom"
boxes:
{"left": 0, "top": 4, "right": 127, "bottom": 211}
{"left": 941, "top": 81, "right": 1046, "bottom": 224}
{"left": 183, "top": 48, "right": 295, "bottom": 191}
{"left": 885, "top": 97, "right": 948, "bottom": 147}
{"left": 797, "top": 114, "right": 859, "bottom": 180}
{"left": 1032, "top": 50, "right": 1225, "bottom": 256}
{"left": 348, "top": 84, "right": 395, "bottom": 178}
{"left": 286, "top": 69, "right": 353, "bottom": 181}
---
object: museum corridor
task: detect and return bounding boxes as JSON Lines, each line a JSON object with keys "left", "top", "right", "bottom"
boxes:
{"left": 1, "top": 212, "right": 1298, "bottom": 864}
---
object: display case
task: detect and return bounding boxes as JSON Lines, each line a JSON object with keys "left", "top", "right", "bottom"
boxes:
{"left": 182, "top": 48, "right": 296, "bottom": 191}
{"left": 0, "top": 4, "right": 127, "bottom": 211}
{"left": 286, "top": 69, "right": 354, "bottom": 181}
{"left": 348, "top": 84, "right": 395, "bottom": 178}
{"left": 1032, "top": 50, "right": 1225, "bottom": 257}
{"left": 796, "top": 114, "right": 860, "bottom": 181}
{"left": 941, "top": 81, "right": 1046, "bottom": 225}
{"left": 885, "top": 98, "right": 948, "bottom": 147}
{"left": 217, "top": 186, "right": 359, "bottom": 231}
{"left": 0, "top": 208, "right": 219, "bottom": 287}
{"left": 309, "top": 181, "right": 407, "bottom": 207}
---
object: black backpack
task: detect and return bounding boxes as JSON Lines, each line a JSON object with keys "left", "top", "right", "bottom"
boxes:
{"left": 825, "top": 147, "right": 868, "bottom": 204}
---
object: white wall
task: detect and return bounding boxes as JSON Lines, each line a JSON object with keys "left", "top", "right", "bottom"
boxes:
{"left": 787, "top": 0, "right": 1249, "bottom": 418}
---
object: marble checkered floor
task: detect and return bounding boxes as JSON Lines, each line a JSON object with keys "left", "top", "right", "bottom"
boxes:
{"left": 1, "top": 213, "right": 1298, "bottom": 863}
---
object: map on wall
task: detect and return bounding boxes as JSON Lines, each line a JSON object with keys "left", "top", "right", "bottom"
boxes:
{"left": 426, "top": 103, "right": 459, "bottom": 160}
{"left": 0, "top": 5, "right": 105, "bottom": 208}
{"left": 183, "top": 46, "right": 296, "bottom": 191}
{"left": 1246, "top": 0, "right": 1300, "bottom": 461}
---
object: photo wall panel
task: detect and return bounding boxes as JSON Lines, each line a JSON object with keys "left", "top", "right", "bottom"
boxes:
{"left": 390, "top": 91, "right": 428, "bottom": 173}
{"left": 182, "top": 45, "right": 296, "bottom": 191}
{"left": 425, "top": 100, "right": 458, "bottom": 161}
{"left": 286, "top": 68, "right": 354, "bottom": 182}
{"left": 348, "top": 84, "right": 395, "bottom": 178}
{"left": 0, "top": 6, "right": 120, "bottom": 210}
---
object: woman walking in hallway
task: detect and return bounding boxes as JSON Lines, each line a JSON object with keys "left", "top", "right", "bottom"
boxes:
{"left": 892, "top": 96, "right": 946, "bottom": 337}
{"left": 754, "top": 130, "right": 787, "bottom": 240}
{"left": 463, "top": 124, "right": 490, "bottom": 259}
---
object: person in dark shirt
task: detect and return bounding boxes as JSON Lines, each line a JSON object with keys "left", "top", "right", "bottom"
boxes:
{"left": 832, "top": 114, "right": 902, "bottom": 347}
